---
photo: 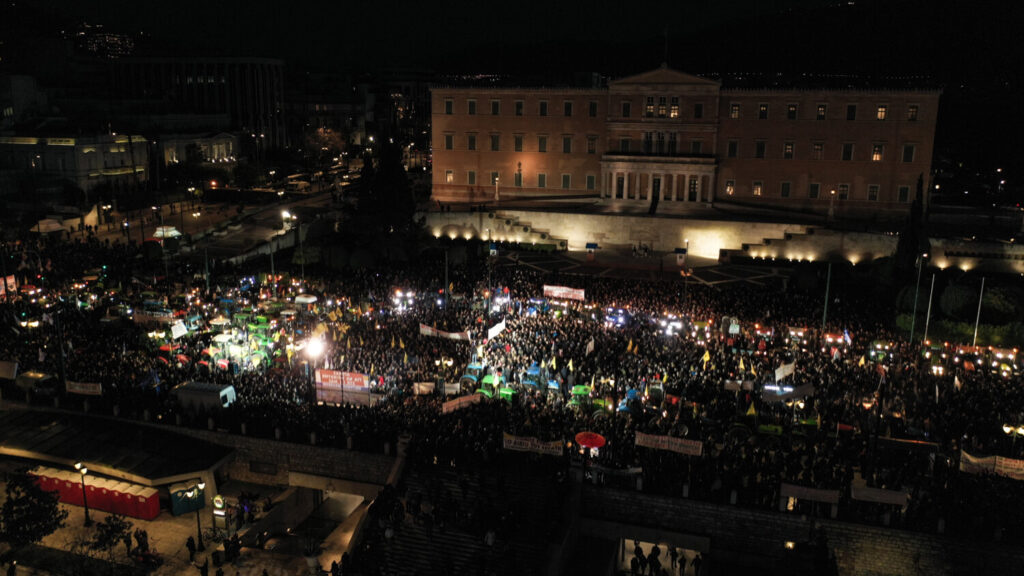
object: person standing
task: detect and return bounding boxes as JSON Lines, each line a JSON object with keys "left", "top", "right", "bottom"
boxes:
{"left": 186, "top": 536, "right": 197, "bottom": 562}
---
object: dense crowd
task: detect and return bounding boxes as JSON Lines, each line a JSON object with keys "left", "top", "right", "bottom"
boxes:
{"left": 2, "top": 231, "right": 1024, "bottom": 542}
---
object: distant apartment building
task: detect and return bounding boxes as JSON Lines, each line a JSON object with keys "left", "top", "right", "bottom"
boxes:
{"left": 0, "top": 133, "right": 149, "bottom": 193}
{"left": 431, "top": 66, "right": 939, "bottom": 217}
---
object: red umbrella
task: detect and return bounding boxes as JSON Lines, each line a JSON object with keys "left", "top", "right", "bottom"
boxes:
{"left": 158, "top": 344, "right": 173, "bottom": 352}
{"left": 176, "top": 354, "right": 190, "bottom": 364}
{"left": 216, "top": 359, "right": 230, "bottom": 370}
{"left": 157, "top": 356, "right": 169, "bottom": 365}
{"left": 198, "top": 360, "right": 210, "bottom": 367}
{"left": 575, "top": 431, "right": 606, "bottom": 449}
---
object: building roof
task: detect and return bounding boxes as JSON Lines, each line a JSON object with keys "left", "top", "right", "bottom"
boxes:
{"left": 610, "top": 65, "right": 720, "bottom": 87}
{"left": 0, "top": 409, "right": 233, "bottom": 486}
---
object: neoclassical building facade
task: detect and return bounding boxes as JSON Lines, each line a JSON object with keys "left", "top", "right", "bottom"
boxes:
{"left": 431, "top": 67, "right": 939, "bottom": 216}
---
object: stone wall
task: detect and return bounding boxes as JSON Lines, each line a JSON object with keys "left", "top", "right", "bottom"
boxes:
{"left": 581, "top": 486, "right": 1024, "bottom": 576}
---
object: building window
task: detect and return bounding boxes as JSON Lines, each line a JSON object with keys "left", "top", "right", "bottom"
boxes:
{"left": 645, "top": 97, "right": 655, "bottom": 117}
{"left": 902, "top": 144, "right": 916, "bottom": 163}
{"left": 725, "top": 180, "right": 735, "bottom": 195}
{"left": 539, "top": 101, "right": 548, "bottom": 116}
{"left": 809, "top": 183, "right": 820, "bottom": 199}
{"left": 846, "top": 104, "right": 857, "bottom": 121}
{"left": 898, "top": 185, "right": 910, "bottom": 203}
{"left": 868, "top": 184, "right": 880, "bottom": 201}
{"left": 876, "top": 105, "right": 887, "bottom": 120}
{"left": 812, "top": 142, "right": 824, "bottom": 160}
{"left": 561, "top": 174, "right": 571, "bottom": 189}
{"left": 564, "top": 101, "right": 573, "bottom": 117}
{"left": 691, "top": 141, "right": 702, "bottom": 155}
{"left": 587, "top": 136, "right": 597, "bottom": 154}
{"left": 468, "top": 100, "right": 477, "bottom": 115}
{"left": 562, "top": 136, "right": 572, "bottom": 154}
{"left": 445, "top": 170, "right": 454, "bottom": 183}
{"left": 468, "top": 134, "right": 477, "bottom": 151}
{"left": 783, "top": 142, "right": 794, "bottom": 159}
{"left": 444, "top": 134, "right": 453, "bottom": 150}
{"left": 758, "top": 104, "right": 768, "bottom": 119}
{"left": 755, "top": 141, "right": 766, "bottom": 159}
{"left": 787, "top": 104, "right": 798, "bottom": 120}
{"left": 491, "top": 100, "right": 500, "bottom": 115}
{"left": 907, "top": 105, "right": 919, "bottom": 121}
{"left": 841, "top": 143, "right": 854, "bottom": 161}
{"left": 838, "top": 183, "right": 849, "bottom": 200}
{"left": 658, "top": 96, "right": 667, "bottom": 117}
{"left": 537, "top": 173, "right": 547, "bottom": 188}
{"left": 490, "top": 171, "right": 499, "bottom": 185}
{"left": 589, "top": 101, "right": 598, "bottom": 117}
{"left": 781, "top": 182, "right": 791, "bottom": 198}
{"left": 538, "top": 136, "right": 547, "bottom": 153}
{"left": 730, "top": 104, "right": 740, "bottom": 119}
{"left": 643, "top": 133, "right": 653, "bottom": 154}
{"left": 668, "top": 133, "right": 677, "bottom": 154}
{"left": 657, "top": 132, "right": 666, "bottom": 154}
{"left": 816, "top": 104, "right": 827, "bottom": 120}
{"left": 694, "top": 102, "right": 704, "bottom": 119}
{"left": 444, "top": 99, "right": 453, "bottom": 115}
{"left": 515, "top": 100, "right": 524, "bottom": 116}
{"left": 491, "top": 134, "right": 500, "bottom": 151}
{"left": 688, "top": 176, "right": 699, "bottom": 201}
{"left": 727, "top": 140, "right": 738, "bottom": 158}
{"left": 514, "top": 172, "right": 522, "bottom": 187}
{"left": 670, "top": 97, "right": 679, "bottom": 118}
{"left": 618, "top": 138, "right": 630, "bottom": 153}
{"left": 752, "top": 181, "right": 763, "bottom": 196}
{"left": 622, "top": 102, "right": 631, "bottom": 118}
{"left": 514, "top": 135, "right": 523, "bottom": 152}
{"left": 586, "top": 174, "right": 596, "bottom": 190}
{"left": 871, "top": 144, "right": 884, "bottom": 162}
{"left": 468, "top": 171, "right": 476, "bottom": 185}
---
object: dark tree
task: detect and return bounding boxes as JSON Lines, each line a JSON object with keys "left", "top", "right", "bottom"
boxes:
{"left": 0, "top": 471, "right": 68, "bottom": 550}
{"left": 90, "top": 514, "right": 134, "bottom": 566}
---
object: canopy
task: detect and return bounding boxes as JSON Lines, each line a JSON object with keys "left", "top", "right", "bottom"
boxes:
{"left": 210, "top": 317, "right": 231, "bottom": 326}
{"left": 153, "top": 226, "right": 182, "bottom": 238}
{"left": 575, "top": 431, "right": 606, "bottom": 449}
{"left": 295, "top": 294, "right": 318, "bottom": 304}
{"left": 213, "top": 333, "right": 233, "bottom": 343}
{"left": 15, "top": 370, "right": 53, "bottom": 391}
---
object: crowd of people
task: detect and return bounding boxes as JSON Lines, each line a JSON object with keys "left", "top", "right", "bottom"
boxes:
{"left": 2, "top": 229, "right": 1024, "bottom": 544}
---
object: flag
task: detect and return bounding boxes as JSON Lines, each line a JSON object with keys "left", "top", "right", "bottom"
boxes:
{"left": 399, "top": 338, "right": 405, "bottom": 349}
{"left": 590, "top": 375, "right": 595, "bottom": 391}
{"left": 633, "top": 344, "right": 639, "bottom": 356}
{"left": 404, "top": 352, "right": 408, "bottom": 365}
{"left": 739, "top": 357, "right": 745, "bottom": 372}
{"left": 551, "top": 356, "right": 557, "bottom": 370}
{"left": 955, "top": 375, "right": 962, "bottom": 390}
{"left": 328, "top": 310, "right": 338, "bottom": 322}
{"left": 750, "top": 364, "right": 757, "bottom": 377}
{"left": 390, "top": 335, "right": 395, "bottom": 348}
{"left": 346, "top": 337, "right": 351, "bottom": 349}
{"left": 858, "top": 355, "right": 865, "bottom": 367}
{"left": 935, "top": 382, "right": 939, "bottom": 402}
{"left": 568, "top": 359, "right": 574, "bottom": 372}
{"left": 746, "top": 402, "right": 756, "bottom": 417}
{"left": 702, "top": 349, "right": 711, "bottom": 369}
{"left": 662, "top": 372, "right": 668, "bottom": 383}
{"left": 626, "top": 339, "right": 633, "bottom": 353}
{"left": 585, "top": 337, "right": 595, "bottom": 356}
{"left": 964, "top": 361, "right": 975, "bottom": 372}
{"left": 359, "top": 336, "right": 364, "bottom": 346}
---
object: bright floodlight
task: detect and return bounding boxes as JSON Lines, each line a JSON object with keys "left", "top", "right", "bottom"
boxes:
{"left": 307, "top": 339, "right": 324, "bottom": 358}
{"left": 282, "top": 210, "right": 292, "bottom": 219}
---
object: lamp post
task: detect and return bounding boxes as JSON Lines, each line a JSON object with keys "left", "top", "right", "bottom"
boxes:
{"left": 910, "top": 253, "right": 928, "bottom": 342}
{"left": 494, "top": 176, "right": 500, "bottom": 202}
{"left": 74, "top": 462, "right": 92, "bottom": 527}
{"left": 188, "top": 482, "right": 207, "bottom": 552}
{"left": 827, "top": 189, "right": 836, "bottom": 222}
{"left": 283, "top": 211, "right": 303, "bottom": 281}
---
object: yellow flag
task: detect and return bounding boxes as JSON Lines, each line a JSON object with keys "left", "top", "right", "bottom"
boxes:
{"left": 627, "top": 339, "right": 633, "bottom": 353}
{"left": 370, "top": 363, "right": 375, "bottom": 375}
{"left": 751, "top": 364, "right": 757, "bottom": 377}
{"left": 400, "top": 338, "right": 405, "bottom": 349}
{"left": 739, "top": 357, "right": 745, "bottom": 372}
{"left": 590, "top": 375, "right": 595, "bottom": 391}
{"left": 746, "top": 402, "right": 757, "bottom": 417}
{"left": 403, "top": 352, "right": 408, "bottom": 365}
{"left": 328, "top": 310, "right": 338, "bottom": 322}
{"left": 568, "top": 359, "right": 574, "bottom": 372}
{"left": 662, "top": 372, "right": 668, "bottom": 383}
{"left": 390, "top": 335, "right": 395, "bottom": 348}
{"left": 551, "top": 356, "right": 557, "bottom": 370}
{"left": 633, "top": 345, "right": 639, "bottom": 356}
{"left": 359, "top": 336, "right": 364, "bottom": 346}
{"left": 858, "top": 355, "right": 866, "bottom": 367}
{"left": 702, "top": 349, "right": 711, "bottom": 369}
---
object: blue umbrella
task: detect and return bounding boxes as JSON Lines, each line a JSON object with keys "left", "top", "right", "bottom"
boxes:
{"left": 626, "top": 389, "right": 639, "bottom": 400}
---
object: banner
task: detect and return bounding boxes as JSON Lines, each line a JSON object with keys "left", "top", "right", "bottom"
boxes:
{"left": 413, "top": 382, "right": 435, "bottom": 395}
{"left": 487, "top": 320, "right": 506, "bottom": 340}
{"left": 634, "top": 431, "right": 703, "bottom": 456}
{"left": 0, "top": 275, "right": 15, "bottom": 297}
{"left": 774, "top": 362, "right": 795, "bottom": 382}
{"left": 315, "top": 369, "right": 372, "bottom": 405}
{"left": 542, "top": 285, "right": 585, "bottom": 301}
{"left": 960, "top": 451, "right": 1024, "bottom": 481}
{"left": 780, "top": 483, "right": 840, "bottom": 504}
{"left": 850, "top": 485, "right": 909, "bottom": 506}
{"left": 66, "top": 380, "right": 102, "bottom": 396}
{"left": 170, "top": 321, "right": 188, "bottom": 340}
{"left": 585, "top": 337, "right": 595, "bottom": 356}
{"left": 419, "top": 323, "right": 472, "bottom": 341}
{"left": 724, "top": 379, "right": 754, "bottom": 392}
{"left": 502, "top": 433, "right": 564, "bottom": 456}
{"left": 761, "top": 383, "right": 814, "bottom": 401}
{"left": 0, "top": 361, "right": 17, "bottom": 380}
{"left": 443, "top": 381, "right": 460, "bottom": 395}
{"left": 442, "top": 394, "right": 482, "bottom": 414}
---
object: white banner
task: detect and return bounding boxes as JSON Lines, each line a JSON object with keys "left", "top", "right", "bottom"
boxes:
{"left": 960, "top": 450, "right": 1024, "bottom": 481}
{"left": 585, "top": 338, "right": 595, "bottom": 356}
{"left": 66, "top": 380, "right": 102, "bottom": 396}
{"left": 170, "top": 321, "right": 188, "bottom": 340}
{"left": 502, "top": 433, "right": 564, "bottom": 456}
{"left": 634, "top": 431, "right": 703, "bottom": 456}
{"left": 542, "top": 285, "right": 585, "bottom": 301}
{"left": 413, "top": 382, "right": 435, "bottom": 395}
{"left": 487, "top": 320, "right": 506, "bottom": 340}
{"left": 774, "top": 362, "right": 795, "bottom": 382}
{"left": 442, "top": 394, "right": 482, "bottom": 414}
{"left": 443, "top": 381, "right": 461, "bottom": 395}
{"left": 419, "top": 323, "right": 472, "bottom": 341}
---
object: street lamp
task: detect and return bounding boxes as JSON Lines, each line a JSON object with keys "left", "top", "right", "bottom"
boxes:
{"left": 187, "top": 482, "right": 207, "bottom": 552}
{"left": 282, "top": 211, "right": 304, "bottom": 282}
{"left": 494, "top": 176, "right": 500, "bottom": 202}
{"left": 827, "top": 189, "right": 837, "bottom": 222}
{"left": 74, "top": 462, "right": 92, "bottom": 527}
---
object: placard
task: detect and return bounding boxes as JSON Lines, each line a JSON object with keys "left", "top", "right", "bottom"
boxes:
{"left": 542, "top": 285, "right": 585, "bottom": 301}
{"left": 66, "top": 380, "right": 102, "bottom": 396}
{"left": 634, "top": 431, "right": 703, "bottom": 456}
{"left": 487, "top": 320, "right": 506, "bottom": 340}
{"left": 502, "top": 433, "right": 564, "bottom": 456}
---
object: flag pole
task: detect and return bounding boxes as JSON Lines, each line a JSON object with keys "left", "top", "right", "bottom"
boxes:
{"left": 972, "top": 277, "right": 985, "bottom": 346}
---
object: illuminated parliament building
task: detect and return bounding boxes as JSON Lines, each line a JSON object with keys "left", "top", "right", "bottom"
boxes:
{"left": 430, "top": 66, "right": 939, "bottom": 216}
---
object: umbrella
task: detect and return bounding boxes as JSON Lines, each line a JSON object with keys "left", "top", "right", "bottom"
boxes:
{"left": 475, "top": 388, "right": 493, "bottom": 398}
{"left": 198, "top": 360, "right": 210, "bottom": 367}
{"left": 216, "top": 359, "right": 230, "bottom": 370}
{"left": 295, "top": 294, "right": 318, "bottom": 304}
{"left": 157, "top": 357, "right": 169, "bottom": 365}
{"left": 202, "top": 347, "right": 221, "bottom": 356}
{"left": 176, "top": 354, "right": 190, "bottom": 364}
{"left": 213, "top": 333, "right": 233, "bottom": 343}
{"left": 210, "top": 317, "right": 231, "bottom": 326}
{"left": 526, "top": 364, "right": 541, "bottom": 376}
{"left": 575, "top": 431, "right": 606, "bottom": 449}
{"left": 626, "top": 389, "right": 639, "bottom": 400}
{"left": 280, "top": 309, "right": 297, "bottom": 317}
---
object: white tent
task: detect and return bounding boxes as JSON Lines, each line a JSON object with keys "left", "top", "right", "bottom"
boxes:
{"left": 153, "top": 226, "right": 182, "bottom": 238}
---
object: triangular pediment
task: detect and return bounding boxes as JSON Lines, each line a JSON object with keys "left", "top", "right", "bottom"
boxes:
{"left": 611, "top": 66, "right": 719, "bottom": 87}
